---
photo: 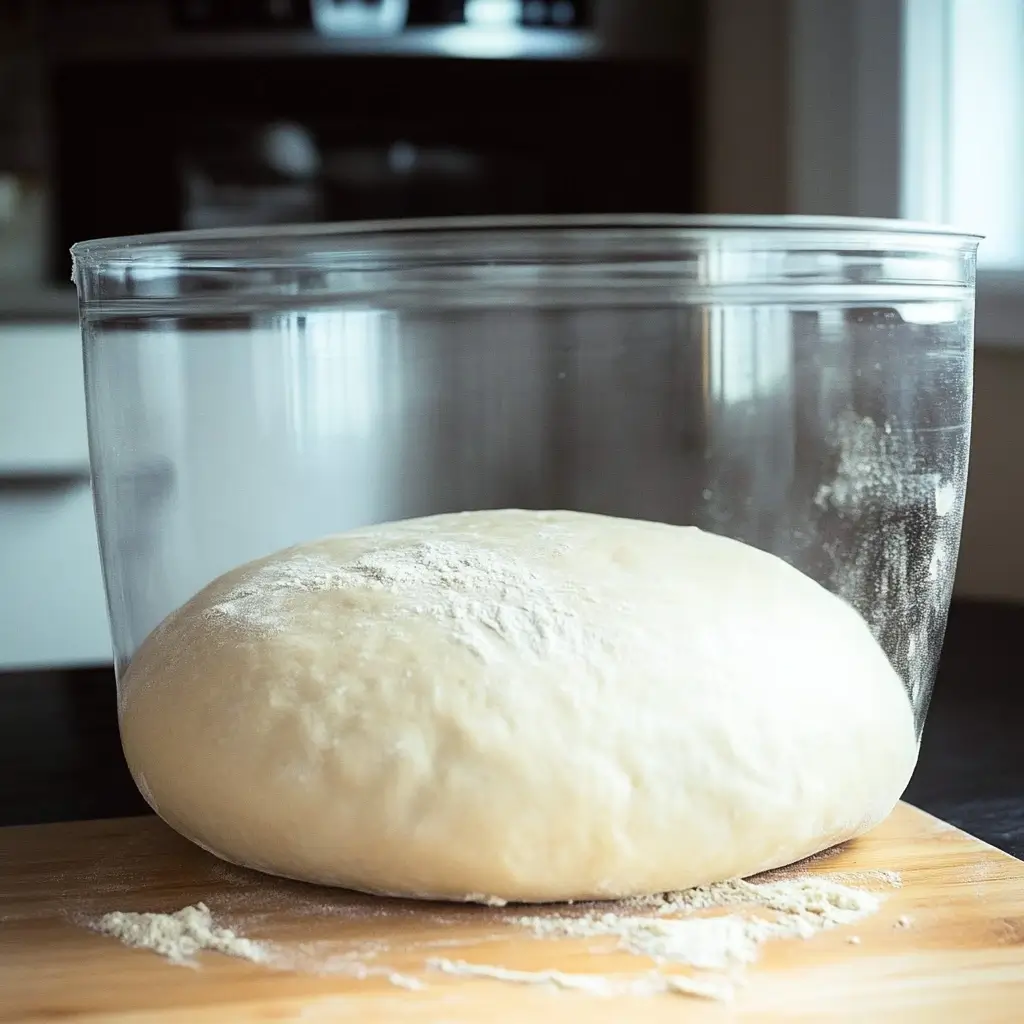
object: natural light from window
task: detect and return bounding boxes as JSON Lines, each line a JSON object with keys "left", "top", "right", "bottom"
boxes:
{"left": 903, "top": 0, "right": 1024, "bottom": 269}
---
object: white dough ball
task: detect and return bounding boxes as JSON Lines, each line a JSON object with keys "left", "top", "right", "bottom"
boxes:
{"left": 120, "top": 509, "right": 918, "bottom": 903}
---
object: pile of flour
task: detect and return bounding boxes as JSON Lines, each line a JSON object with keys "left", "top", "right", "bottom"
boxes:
{"left": 91, "top": 902, "right": 269, "bottom": 967}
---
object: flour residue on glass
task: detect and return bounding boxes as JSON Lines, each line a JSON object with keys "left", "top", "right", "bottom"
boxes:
{"left": 204, "top": 537, "right": 598, "bottom": 663}
{"left": 811, "top": 410, "right": 961, "bottom": 711}
{"left": 815, "top": 412, "right": 931, "bottom": 513}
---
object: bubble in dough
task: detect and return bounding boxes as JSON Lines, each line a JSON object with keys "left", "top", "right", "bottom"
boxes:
{"left": 119, "top": 509, "right": 918, "bottom": 903}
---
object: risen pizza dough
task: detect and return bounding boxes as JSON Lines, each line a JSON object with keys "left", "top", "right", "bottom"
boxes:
{"left": 120, "top": 509, "right": 918, "bottom": 903}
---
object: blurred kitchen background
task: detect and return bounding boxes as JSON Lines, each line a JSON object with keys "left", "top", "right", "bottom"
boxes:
{"left": 1, "top": 0, "right": 1021, "bottom": 845}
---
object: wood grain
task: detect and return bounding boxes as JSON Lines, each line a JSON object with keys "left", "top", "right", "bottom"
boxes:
{"left": 0, "top": 803, "right": 1022, "bottom": 1022}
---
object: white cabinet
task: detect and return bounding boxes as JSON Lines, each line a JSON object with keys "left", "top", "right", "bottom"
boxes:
{"left": 0, "top": 322, "right": 111, "bottom": 668}
{"left": 0, "top": 323, "right": 91, "bottom": 475}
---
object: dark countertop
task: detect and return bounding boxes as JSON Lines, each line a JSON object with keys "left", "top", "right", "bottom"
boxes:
{"left": 1, "top": 599, "right": 1021, "bottom": 858}
{"left": 902, "top": 602, "right": 1024, "bottom": 858}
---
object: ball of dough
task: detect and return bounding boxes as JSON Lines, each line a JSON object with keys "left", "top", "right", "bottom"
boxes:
{"left": 120, "top": 509, "right": 918, "bottom": 903}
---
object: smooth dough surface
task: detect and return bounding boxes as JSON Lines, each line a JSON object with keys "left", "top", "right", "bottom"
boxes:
{"left": 120, "top": 509, "right": 918, "bottom": 903}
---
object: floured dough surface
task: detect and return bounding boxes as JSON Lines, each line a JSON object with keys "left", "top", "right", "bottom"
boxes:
{"left": 120, "top": 509, "right": 918, "bottom": 902}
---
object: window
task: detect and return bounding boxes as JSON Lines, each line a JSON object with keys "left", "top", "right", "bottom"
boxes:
{"left": 903, "top": 0, "right": 1024, "bottom": 270}
{"left": 721, "top": 0, "right": 1022, "bottom": 339}
{"left": 902, "top": 0, "right": 1024, "bottom": 342}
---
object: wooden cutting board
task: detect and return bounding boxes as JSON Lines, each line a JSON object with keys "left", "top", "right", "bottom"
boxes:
{"left": 1, "top": 802, "right": 1022, "bottom": 1023}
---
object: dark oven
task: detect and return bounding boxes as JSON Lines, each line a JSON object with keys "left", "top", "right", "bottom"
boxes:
{"left": 41, "top": 0, "right": 703, "bottom": 283}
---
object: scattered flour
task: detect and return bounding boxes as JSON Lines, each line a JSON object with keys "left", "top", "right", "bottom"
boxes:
{"left": 464, "top": 892, "right": 510, "bottom": 907}
{"left": 387, "top": 972, "right": 427, "bottom": 991}
{"left": 516, "top": 876, "right": 880, "bottom": 973}
{"left": 87, "top": 873, "right": 888, "bottom": 1001}
{"left": 519, "top": 913, "right": 763, "bottom": 969}
{"left": 823, "top": 869, "right": 902, "bottom": 889}
{"left": 91, "top": 902, "right": 269, "bottom": 966}
{"left": 618, "top": 875, "right": 881, "bottom": 920}
{"left": 426, "top": 959, "right": 734, "bottom": 1001}
{"left": 90, "top": 901, "right": 425, "bottom": 992}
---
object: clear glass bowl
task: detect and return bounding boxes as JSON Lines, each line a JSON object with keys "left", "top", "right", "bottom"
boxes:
{"left": 73, "top": 215, "right": 979, "bottom": 738}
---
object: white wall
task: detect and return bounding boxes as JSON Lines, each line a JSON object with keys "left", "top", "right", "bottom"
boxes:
{"left": 0, "top": 323, "right": 110, "bottom": 668}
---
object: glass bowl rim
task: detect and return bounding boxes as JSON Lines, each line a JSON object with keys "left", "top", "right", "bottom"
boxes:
{"left": 70, "top": 213, "right": 983, "bottom": 270}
